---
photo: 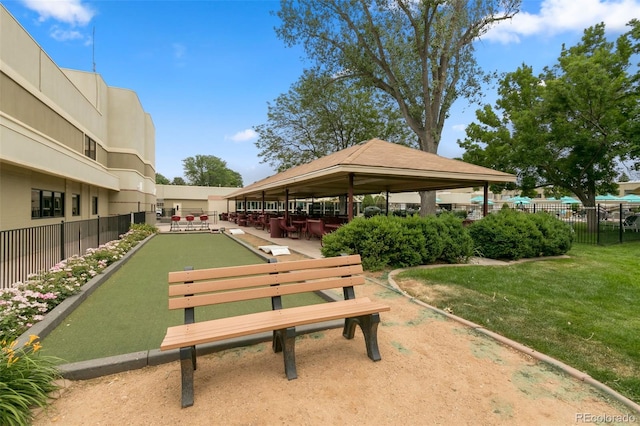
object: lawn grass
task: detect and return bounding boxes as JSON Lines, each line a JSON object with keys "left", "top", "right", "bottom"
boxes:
{"left": 41, "top": 234, "right": 325, "bottom": 363}
{"left": 396, "top": 241, "right": 640, "bottom": 403}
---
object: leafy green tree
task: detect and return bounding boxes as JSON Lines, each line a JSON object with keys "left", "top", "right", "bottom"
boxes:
{"left": 276, "top": 0, "right": 520, "bottom": 214}
{"left": 155, "top": 173, "right": 170, "bottom": 185}
{"left": 373, "top": 195, "right": 386, "bottom": 209}
{"left": 361, "top": 194, "right": 376, "bottom": 209}
{"left": 171, "top": 177, "right": 186, "bottom": 186}
{"left": 254, "top": 69, "right": 414, "bottom": 172}
{"left": 182, "top": 155, "right": 243, "bottom": 187}
{"left": 459, "top": 21, "right": 640, "bottom": 230}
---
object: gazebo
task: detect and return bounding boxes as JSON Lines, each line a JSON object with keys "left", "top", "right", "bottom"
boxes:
{"left": 226, "top": 138, "right": 516, "bottom": 219}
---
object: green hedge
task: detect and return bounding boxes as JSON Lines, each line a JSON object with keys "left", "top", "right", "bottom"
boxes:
{"left": 321, "top": 213, "right": 473, "bottom": 270}
{"left": 319, "top": 210, "right": 573, "bottom": 269}
{"left": 468, "top": 209, "right": 573, "bottom": 260}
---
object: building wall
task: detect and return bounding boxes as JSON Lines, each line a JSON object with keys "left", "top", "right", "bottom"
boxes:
{"left": 156, "top": 185, "right": 239, "bottom": 217}
{"left": 0, "top": 5, "right": 156, "bottom": 231}
{"left": 618, "top": 181, "right": 640, "bottom": 196}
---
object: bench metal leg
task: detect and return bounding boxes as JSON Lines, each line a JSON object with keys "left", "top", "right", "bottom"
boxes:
{"left": 179, "top": 346, "right": 196, "bottom": 408}
{"left": 273, "top": 327, "right": 297, "bottom": 380}
{"left": 343, "top": 313, "right": 382, "bottom": 361}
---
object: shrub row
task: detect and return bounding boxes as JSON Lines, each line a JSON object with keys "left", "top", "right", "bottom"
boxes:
{"left": 321, "top": 213, "right": 474, "bottom": 270}
{"left": 468, "top": 209, "right": 573, "bottom": 260}
{"left": 320, "top": 210, "right": 573, "bottom": 270}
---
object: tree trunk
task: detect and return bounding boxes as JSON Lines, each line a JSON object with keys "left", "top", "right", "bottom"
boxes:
{"left": 586, "top": 207, "right": 598, "bottom": 234}
{"left": 419, "top": 191, "right": 437, "bottom": 216}
{"left": 417, "top": 129, "right": 438, "bottom": 216}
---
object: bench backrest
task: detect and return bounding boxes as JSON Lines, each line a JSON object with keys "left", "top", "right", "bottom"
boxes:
{"left": 168, "top": 254, "right": 364, "bottom": 311}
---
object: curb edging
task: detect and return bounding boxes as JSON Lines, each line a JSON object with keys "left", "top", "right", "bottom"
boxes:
{"left": 385, "top": 268, "right": 640, "bottom": 415}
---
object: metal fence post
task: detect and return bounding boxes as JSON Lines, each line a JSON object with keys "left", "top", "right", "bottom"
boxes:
{"left": 618, "top": 203, "right": 623, "bottom": 244}
{"left": 596, "top": 205, "right": 600, "bottom": 245}
{"left": 60, "top": 220, "right": 65, "bottom": 261}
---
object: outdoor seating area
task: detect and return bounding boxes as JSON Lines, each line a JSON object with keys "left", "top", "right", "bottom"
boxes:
{"left": 169, "top": 215, "right": 211, "bottom": 232}
{"left": 223, "top": 212, "right": 347, "bottom": 242}
{"left": 605, "top": 214, "right": 640, "bottom": 232}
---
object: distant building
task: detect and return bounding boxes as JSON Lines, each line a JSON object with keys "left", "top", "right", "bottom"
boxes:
{"left": 0, "top": 5, "right": 156, "bottom": 231}
{"left": 156, "top": 185, "right": 239, "bottom": 218}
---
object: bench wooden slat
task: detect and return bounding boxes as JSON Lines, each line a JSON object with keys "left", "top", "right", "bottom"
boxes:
{"left": 160, "top": 297, "right": 390, "bottom": 351}
{"left": 168, "top": 254, "right": 362, "bottom": 283}
{"left": 169, "top": 275, "right": 365, "bottom": 310}
{"left": 168, "top": 264, "right": 363, "bottom": 297}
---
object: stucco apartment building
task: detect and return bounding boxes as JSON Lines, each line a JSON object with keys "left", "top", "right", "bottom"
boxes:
{"left": 0, "top": 5, "right": 156, "bottom": 232}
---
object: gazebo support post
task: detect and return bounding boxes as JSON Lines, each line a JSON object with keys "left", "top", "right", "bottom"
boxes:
{"left": 285, "top": 189, "right": 290, "bottom": 222}
{"left": 348, "top": 173, "right": 354, "bottom": 221}
{"left": 483, "top": 183, "right": 489, "bottom": 217}
{"left": 386, "top": 191, "right": 390, "bottom": 216}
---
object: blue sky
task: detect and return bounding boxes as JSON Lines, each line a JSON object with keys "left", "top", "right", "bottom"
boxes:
{"left": 3, "top": 0, "right": 640, "bottom": 185}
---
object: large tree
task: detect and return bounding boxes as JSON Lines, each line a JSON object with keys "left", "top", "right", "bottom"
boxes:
{"left": 276, "top": 0, "right": 520, "bottom": 214}
{"left": 254, "top": 69, "right": 414, "bottom": 172}
{"left": 459, "top": 21, "right": 640, "bottom": 230}
{"left": 182, "top": 155, "right": 243, "bottom": 187}
{"left": 155, "top": 173, "right": 171, "bottom": 185}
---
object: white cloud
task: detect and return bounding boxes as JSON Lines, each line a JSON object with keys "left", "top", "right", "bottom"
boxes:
{"left": 483, "top": 0, "right": 640, "bottom": 44}
{"left": 49, "top": 26, "right": 83, "bottom": 42}
{"left": 451, "top": 124, "right": 467, "bottom": 132}
{"left": 226, "top": 129, "right": 258, "bottom": 143}
{"left": 21, "top": 0, "right": 95, "bottom": 26}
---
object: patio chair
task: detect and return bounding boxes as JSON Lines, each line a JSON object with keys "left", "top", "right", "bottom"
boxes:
{"left": 279, "top": 217, "right": 299, "bottom": 239}
{"left": 185, "top": 215, "right": 195, "bottom": 231}
{"left": 170, "top": 215, "right": 181, "bottom": 232}
{"left": 623, "top": 215, "right": 640, "bottom": 232}
{"left": 306, "top": 219, "right": 328, "bottom": 245}
{"left": 199, "top": 215, "right": 209, "bottom": 230}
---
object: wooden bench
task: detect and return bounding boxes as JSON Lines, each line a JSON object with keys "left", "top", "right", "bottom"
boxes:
{"left": 160, "top": 254, "right": 390, "bottom": 408}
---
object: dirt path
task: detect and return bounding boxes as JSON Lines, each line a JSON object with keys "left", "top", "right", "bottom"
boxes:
{"left": 33, "top": 235, "right": 636, "bottom": 425}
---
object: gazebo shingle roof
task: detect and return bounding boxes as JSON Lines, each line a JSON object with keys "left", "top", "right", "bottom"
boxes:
{"left": 227, "top": 138, "right": 515, "bottom": 201}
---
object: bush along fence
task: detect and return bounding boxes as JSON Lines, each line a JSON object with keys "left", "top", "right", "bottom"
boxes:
{"left": 0, "top": 223, "right": 155, "bottom": 426}
{"left": 321, "top": 211, "right": 574, "bottom": 271}
{"left": 503, "top": 203, "right": 640, "bottom": 245}
{"left": 0, "top": 212, "right": 147, "bottom": 290}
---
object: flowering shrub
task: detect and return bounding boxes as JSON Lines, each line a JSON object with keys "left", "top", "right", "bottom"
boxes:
{"left": 0, "top": 335, "right": 61, "bottom": 426}
{"left": 0, "top": 223, "right": 156, "bottom": 342}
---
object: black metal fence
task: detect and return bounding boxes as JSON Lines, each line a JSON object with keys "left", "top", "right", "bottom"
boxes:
{"left": 502, "top": 203, "right": 640, "bottom": 245}
{"left": 0, "top": 213, "right": 145, "bottom": 289}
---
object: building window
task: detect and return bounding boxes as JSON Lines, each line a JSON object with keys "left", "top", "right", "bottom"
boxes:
{"left": 92, "top": 196, "right": 98, "bottom": 215}
{"left": 31, "top": 189, "right": 40, "bottom": 218}
{"left": 85, "top": 136, "right": 96, "bottom": 160}
{"left": 72, "top": 194, "right": 80, "bottom": 216}
{"left": 53, "top": 192, "right": 63, "bottom": 216}
{"left": 31, "top": 189, "right": 64, "bottom": 218}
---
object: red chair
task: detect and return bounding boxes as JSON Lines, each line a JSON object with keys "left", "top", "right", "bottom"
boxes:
{"left": 199, "top": 215, "right": 209, "bottom": 230}
{"left": 185, "top": 215, "right": 195, "bottom": 231}
{"left": 279, "top": 217, "right": 299, "bottom": 239}
{"left": 170, "top": 215, "right": 181, "bottom": 231}
{"left": 306, "top": 219, "right": 328, "bottom": 245}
